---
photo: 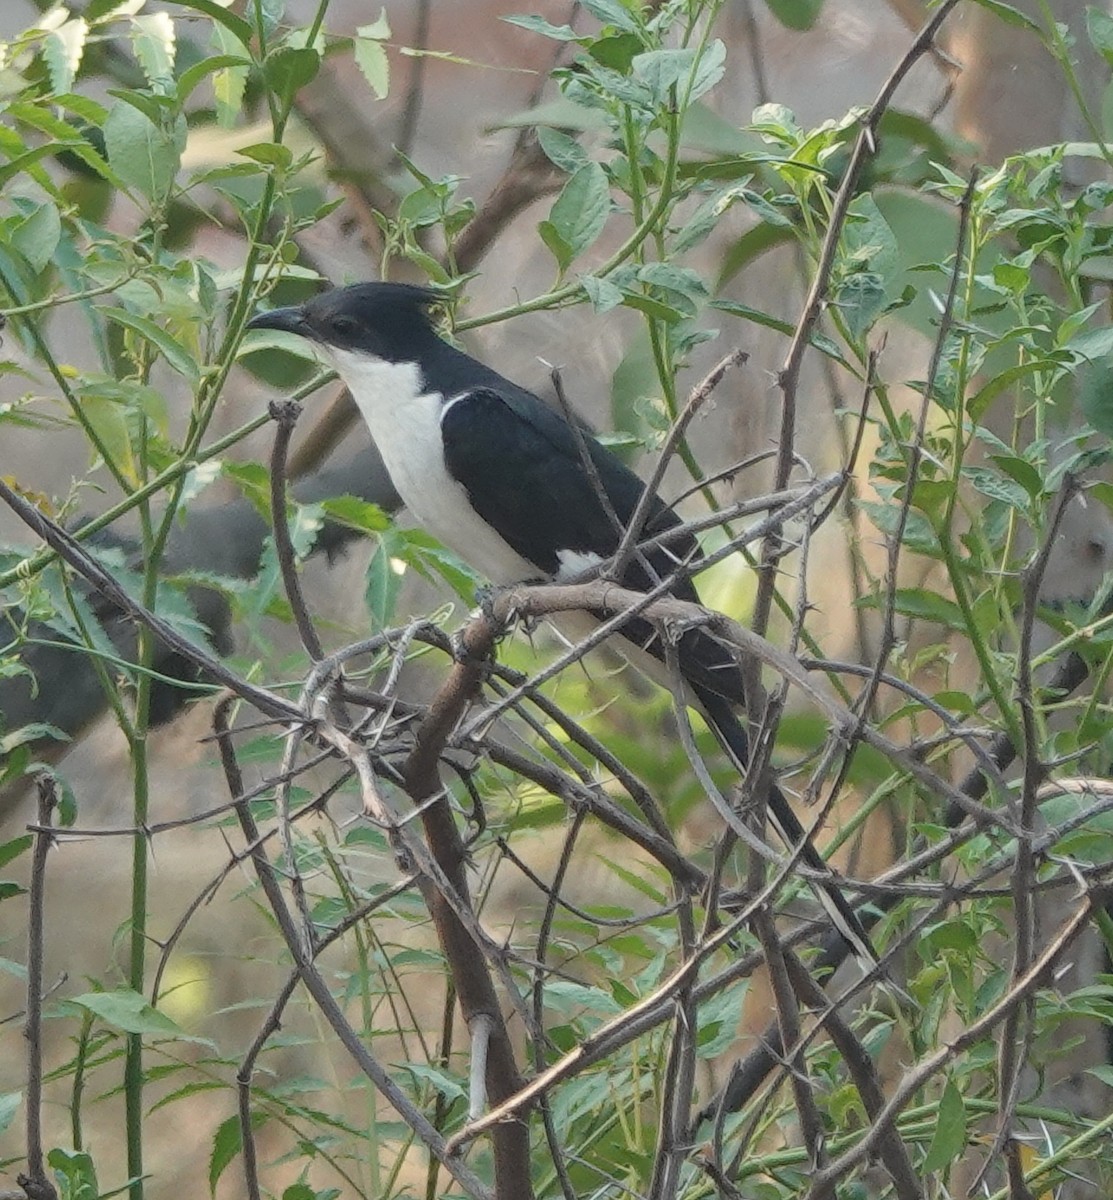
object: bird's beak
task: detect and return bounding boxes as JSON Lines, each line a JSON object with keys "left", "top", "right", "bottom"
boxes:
{"left": 245, "top": 305, "right": 313, "bottom": 338}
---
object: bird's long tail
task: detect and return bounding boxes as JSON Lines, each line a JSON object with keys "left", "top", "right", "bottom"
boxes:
{"left": 694, "top": 685, "right": 878, "bottom": 969}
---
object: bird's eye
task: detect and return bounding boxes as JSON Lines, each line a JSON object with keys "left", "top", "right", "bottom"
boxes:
{"left": 330, "top": 315, "right": 359, "bottom": 337}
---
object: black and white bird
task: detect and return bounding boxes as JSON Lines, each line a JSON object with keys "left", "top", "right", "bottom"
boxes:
{"left": 247, "top": 281, "right": 874, "bottom": 965}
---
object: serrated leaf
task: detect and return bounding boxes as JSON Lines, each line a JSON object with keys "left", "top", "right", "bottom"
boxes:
{"left": 581, "top": 0, "right": 641, "bottom": 32}
{"left": 131, "top": 12, "right": 176, "bottom": 93}
{"left": 633, "top": 42, "right": 726, "bottom": 105}
{"left": 211, "top": 24, "right": 250, "bottom": 128}
{"left": 43, "top": 18, "right": 88, "bottom": 94}
{"left": 102, "top": 308, "right": 199, "bottom": 382}
{"left": 890, "top": 588, "right": 966, "bottom": 630}
{"left": 542, "top": 161, "right": 610, "bottom": 270}
{"left": 319, "top": 495, "right": 392, "bottom": 533}
{"left": 353, "top": 34, "right": 389, "bottom": 100}
{"left": 176, "top": 53, "right": 251, "bottom": 104}
{"left": 502, "top": 13, "right": 582, "bottom": 40}
{"left": 922, "top": 1077, "right": 967, "bottom": 1171}
{"left": 209, "top": 1111, "right": 263, "bottom": 1194}
{"left": 172, "top": 0, "right": 253, "bottom": 45}
{"left": 69, "top": 988, "right": 191, "bottom": 1038}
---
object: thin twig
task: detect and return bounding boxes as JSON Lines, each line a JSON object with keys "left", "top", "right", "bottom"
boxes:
{"left": 20, "top": 777, "right": 59, "bottom": 1200}
{"left": 268, "top": 400, "right": 325, "bottom": 662}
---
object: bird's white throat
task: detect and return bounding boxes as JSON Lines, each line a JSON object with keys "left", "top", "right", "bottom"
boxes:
{"left": 325, "top": 346, "right": 537, "bottom": 584}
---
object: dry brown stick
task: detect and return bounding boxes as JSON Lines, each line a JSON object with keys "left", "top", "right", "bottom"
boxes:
{"left": 753, "top": 908, "right": 829, "bottom": 1179}
{"left": 401, "top": 618, "right": 534, "bottom": 1200}
{"left": 268, "top": 399, "right": 325, "bottom": 663}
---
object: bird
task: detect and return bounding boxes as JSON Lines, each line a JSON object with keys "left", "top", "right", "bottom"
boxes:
{"left": 246, "top": 281, "right": 876, "bottom": 967}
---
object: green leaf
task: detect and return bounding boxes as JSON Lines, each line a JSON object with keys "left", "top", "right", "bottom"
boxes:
{"left": 836, "top": 272, "right": 886, "bottom": 341}
{"left": 1078, "top": 356, "right": 1113, "bottom": 438}
{"left": 319, "top": 495, "right": 392, "bottom": 533}
{"left": 236, "top": 141, "right": 293, "bottom": 168}
{"left": 0, "top": 1092, "right": 19, "bottom": 1136}
{"left": 889, "top": 588, "right": 967, "bottom": 631}
{"left": 922, "top": 1077, "right": 967, "bottom": 1171}
{"left": 43, "top": 17, "right": 89, "bottom": 94}
{"left": 588, "top": 32, "right": 643, "bottom": 71}
{"left": 47, "top": 1148, "right": 98, "bottom": 1200}
{"left": 537, "top": 126, "right": 588, "bottom": 175}
{"left": 69, "top": 988, "right": 192, "bottom": 1038}
{"left": 0, "top": 836, "right": 32, "bottom": 870}
{"left": 264, "top": 45, "right": 321, "bottom": 105}
{"left": 172, "top": 0, "right": 253, "bottom": 45}
{"left": 1, "top": 724, "right": 70, "bottom": 754}
{"left": 103, "top": 97, "right": 186, "bottom": 202}
{"left": 581, "top": 0, "right": 641, "bottom": 33}
{"left": 844, "top": 193, "right": 899, "bottom": 286}
{"left": 365, "top": 529, "right": 403, "bottom": 627}
{"left": 131, "top": 12, "right": 177, "bottom": 93}
{"left": 539, "top": 161, "right": 610, "bottom": 270}
{"left": 176, "top": 53, "right": 252, "bottom": 104}
{"left": 636, "top": 261, "right": 708, "bottom": 316}
{"left": 9, "top": 201, "right": 61, "bottom": 274}
{"left": 969, "top": 0, "right": 1042, "bottom": 32}
{"left": 211, "top": 24, "right": 250, "bottom": 128}
{"left": 502, "top": 13, "right": 582, "bottom": 40}
{"left": 102, "top": 308, "right": 200, "bottom": 383}
{"left": 765, "top": 0, "right": 824, "bottom": 29}
{"left": 581, "top": 274, "right": 624, "bottom": 313}
{"left": 354, "top": 14, "right": 391, "bottom": 100}
{"left": 988, "top": 454, "right": 1044, "bottom": 498}
{"left": 397, "top": 1062, "right": 467, "bottom": 1103}
{"left": 633, "top": 43, "right": 726, "bottom": 106}
{"left": 965, "top": 466, "right": 1028, "bottom": 510}
{"left": 209, "top": 1111, "right": 263, "bottom": 1194}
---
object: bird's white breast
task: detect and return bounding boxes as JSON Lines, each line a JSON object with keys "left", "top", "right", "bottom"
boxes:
{"left": 327, "top": 348, "right": 538, "bottom": 585}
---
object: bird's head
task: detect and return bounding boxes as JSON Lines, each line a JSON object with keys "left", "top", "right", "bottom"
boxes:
{"left": 246, "top": 282, "right": 443, "bottom": 368}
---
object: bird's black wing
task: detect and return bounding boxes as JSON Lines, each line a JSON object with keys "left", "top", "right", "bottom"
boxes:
{"left": 442, "top": 386, "right": 875, "bottom": 964}
{"left": 440, "top": 386, "right": 686, "bottom": 578}
{"left": 441, "top": 387, "right": 745, "bottom": 695}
